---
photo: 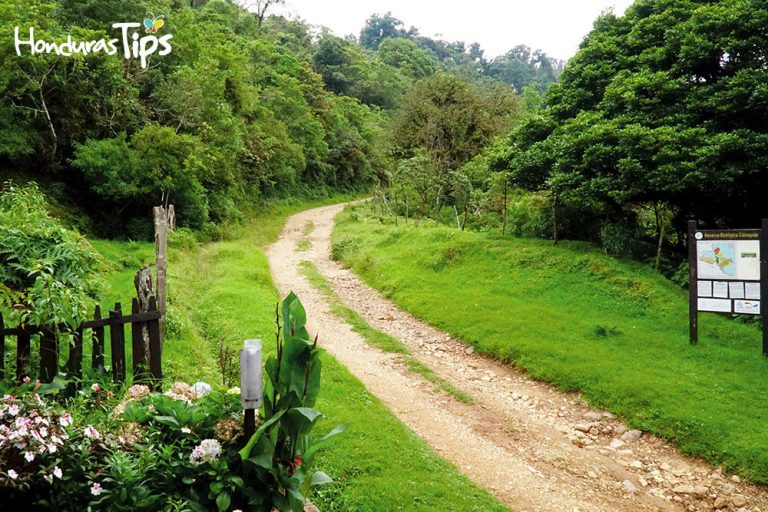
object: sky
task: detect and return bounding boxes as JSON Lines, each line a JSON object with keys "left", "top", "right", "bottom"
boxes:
{"left": 273, "top": 0, "right": 635, "bottom": 61}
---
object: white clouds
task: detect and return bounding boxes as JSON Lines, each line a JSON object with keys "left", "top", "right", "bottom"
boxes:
{"left": 275, "top": 0, "right": 635, "bottom": 60}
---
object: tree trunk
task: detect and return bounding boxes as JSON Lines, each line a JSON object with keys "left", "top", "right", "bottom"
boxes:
{"left": 655, "top": 203, "right": 666, "bottom": 272}
{"left": 552, "top": 192, "right": 559, "bottom": 245}
{"left": 501, "top": 180, "right": 508, "bottom": 235}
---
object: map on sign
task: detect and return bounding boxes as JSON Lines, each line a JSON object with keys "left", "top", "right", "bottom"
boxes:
{"left": 697, "top": 242, "right": 737, "bottom": 279}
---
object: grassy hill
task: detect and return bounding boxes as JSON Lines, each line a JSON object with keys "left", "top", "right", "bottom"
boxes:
{"left": 332, "top": 203, "right": 768, "bottom": 483}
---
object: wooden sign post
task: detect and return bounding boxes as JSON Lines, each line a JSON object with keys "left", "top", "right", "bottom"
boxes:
{"left": 688, "top": 220, "right": 768, "bottom": 356}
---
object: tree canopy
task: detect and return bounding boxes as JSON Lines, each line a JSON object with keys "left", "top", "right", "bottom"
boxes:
{"left": 492, "top": 0, "right": 768, "bottom": 246}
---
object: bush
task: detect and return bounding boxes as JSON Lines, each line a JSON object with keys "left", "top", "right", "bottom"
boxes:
{"left": 0, "top": 293, "right": 341, "bottom": 512}
{"left": 0, "top": 182, "right": 104, "bottom": 328}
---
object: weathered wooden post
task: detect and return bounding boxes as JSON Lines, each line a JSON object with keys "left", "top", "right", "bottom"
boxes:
{"left": 153, "top": 205, "right": 174, "bottom": 337}
{"left": 688, "top": 220, "right": 698, "bottom": 345}
{"left": 240, "top": 339, "right": 263, "bottom": 439}
{"left": 134, "top": 265, "right": 154, "bottom": 369}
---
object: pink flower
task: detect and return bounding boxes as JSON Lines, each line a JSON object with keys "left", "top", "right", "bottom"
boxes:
{"left": 83, "top": 425, "right": 100, "bottom": 440}
{"left": 47, "top": 443, "right": 57, "bottom": 453}
{"left": 59, "top": 412, "right": 73, "bottom": 427}
{"left": 24, "top": 451, "right": 34, "bottom": 462}
{"left": 8, "top": 404, "right": 19, "bottom": 416}
{"left": 7, "top": 469, "right": 18, "bottom": 480}
{"left": 22, "top": 376, "right": 31, "bottom": 383}
{"left": 90, "top": 482, "right": 102, "bottom": 496}
{"left": 53, "top": 466, "right": 62, "bottom": 479}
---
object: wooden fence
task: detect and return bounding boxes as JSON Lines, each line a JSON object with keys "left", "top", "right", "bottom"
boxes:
{"left": 0, "top": 297, "right": 163, "bottom": 389}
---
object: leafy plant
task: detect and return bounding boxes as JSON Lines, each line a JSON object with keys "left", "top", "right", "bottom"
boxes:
{"left": 240, "top": 292, "right": 345, "bottom": 511}
{"left": 0, "top": 182, "right": 104, "bottom": 329}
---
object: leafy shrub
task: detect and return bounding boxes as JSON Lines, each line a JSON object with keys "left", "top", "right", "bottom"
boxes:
{"left": 0, "top": 182, "right": 104, "bottom": 328}
{"left": 0, "top": 293, "right": 341, "bottom": 512}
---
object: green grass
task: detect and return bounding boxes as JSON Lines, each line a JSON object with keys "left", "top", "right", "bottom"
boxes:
{"left": 296, "top": 238, "right": 312, "bottom": 251}
{"left": 94, "top": 198, "right": 506, "bottom": 511}
{"left": 333, "top": 204, "right": 768, "bottom": 484}
{"left": 299, "top": 261, "right": 473, "bottom": 404}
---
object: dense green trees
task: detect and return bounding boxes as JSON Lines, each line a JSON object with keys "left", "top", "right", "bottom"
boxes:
{"left": 359, "top": 12, "right": 564, "bottom": 92}
{"left": 491, "top": 0, "right": 768, "bottom": 258}
{"left": 387, "top": 74, "right": 522, "bottom": 222}
{"left": 1, "top": 0, "right": 565, "bottom": 238}
{"left": 1, "top": 0, "right": 388, "bottom": 237}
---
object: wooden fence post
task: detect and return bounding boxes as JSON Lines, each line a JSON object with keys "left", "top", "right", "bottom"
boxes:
{"left": 67, "top": 328, "right": 84, "bottom": 380}
{"left": 147, "top": 297, "right": 163, "bottom": 390}
{"left": 109, "top": 303, "right": 126, "bottom": 384}
{"left": 0, "top": 313, "right": 4, "bottom": 381}
{"left": 92, "top": 305, "right": 104, "bottom": 371}
{"left": 16, "top": 327, "right": 31, "bottom": 383}
{"left": 131, "top": 299, "right": 148, "bottom": 382}
{"left": 39, "top": 328, "right": 58, "bottom": 383}
{"left": 154, "top": 205, "right": 174, "bottom": 337}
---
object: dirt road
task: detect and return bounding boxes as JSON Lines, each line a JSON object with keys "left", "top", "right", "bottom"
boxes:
{"left": 266, "top": 202, "right": 767, "bottom": 512}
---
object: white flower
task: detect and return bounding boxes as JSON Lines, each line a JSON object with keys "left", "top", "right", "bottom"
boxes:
{"left": 53, "top": 466, "right": 62, "bottom": 479}
{"left": 189, "top": 439, "right": 222, "bottom": 465}
{"left": 90, "top": 482, "right": 102, "bottom": 495}
{"left": 7, "top": 469, "right": 18, "bottom": 479}
{"left": 24, "top": 451, "right": 34, "bottom": 462}
{"left": 8, "top": 404, "right": 19, "bottom": 416}
{"left": 191, "top": 382, "right": 212, "bottom": 398}
{"left": 47, "top": 443, "right": 57, "bottom": 454}
{"left": 91, "top": 383, "right": 101, "bottom": 393}
{"left": 127, "top": 384, "right": 150, "bottom": 399}
{"left": 181, "top": 427, "right": 191, "bottom": 434}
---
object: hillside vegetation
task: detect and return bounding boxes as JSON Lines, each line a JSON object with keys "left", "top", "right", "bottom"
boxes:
{"left": 333, "top": 204, "right": 768, "bottom": 483}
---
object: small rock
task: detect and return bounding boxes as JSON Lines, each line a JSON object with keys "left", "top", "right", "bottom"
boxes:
{"left": 583, "top": 412, "right": 603, "bottom": 422}
{"left": 610, "top": 439, "right": 626, "bottom": 450}
{"left": 629, "top": 460, "right": 643, "bottom": 469}
{"left": 732, "top": 475, "right": 741, "bottom": 483}
{"left": 732, "top": 495, "right": 747, "bottom": 508}
{"left": 638, "top": 477, "right": 648, "bottom": 487}
{"left": 574, "top": 423, "right": 593, "bottom": 433}
{"left": 603, "top": 412, "right": 615, "bottom": 419}
{"left": 614, "top": 424, "right": 628, "bottom": 435}
{"left": 617, "top": 449, "right": 634, "bottom": 457}
{"left": 480, "top": 375, "right": 491, "bottom": 382}
{"left": 621, "top": 430, "right": 643, "bottom": 443}
{"left": 623, "top": 480, "right": 637, "bottom": 493}
{"left": 722, "top": 483, "right": 736, "bottom": 495}
{"left": 713, "top": 496, "right": 729, "bottom": 509}
{"left": 660, "top": 462, "right": 671, "bottom": 471}
{"left": 587, "top": 471, "right": 598, "bottom": 479}
{"left": 673, "top": 484, "right": 695, "bottom": 494}
{"left": 693, "top": 485, "right": 708, "bottom": 496}
{"left": 464, "top": 346, "right": 475, "bottom": 355}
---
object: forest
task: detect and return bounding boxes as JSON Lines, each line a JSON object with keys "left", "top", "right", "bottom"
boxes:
{"left": 0, "top": 0, "right": 561, "bottom": 239}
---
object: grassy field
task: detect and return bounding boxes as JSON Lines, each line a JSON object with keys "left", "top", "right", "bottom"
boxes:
{"left": 93, "top": 198, "right": 507, "bottom": 512}
{"left": 332, "top": 203, "right": 768, "bottom": 484}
